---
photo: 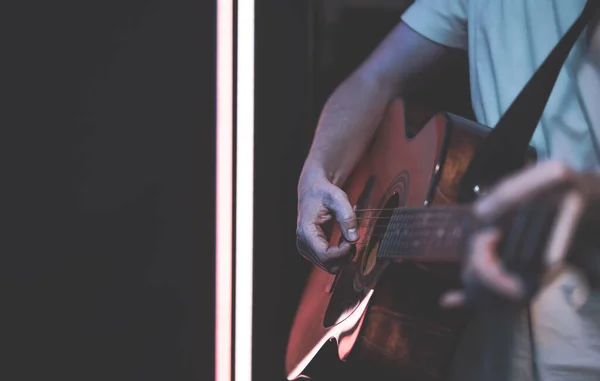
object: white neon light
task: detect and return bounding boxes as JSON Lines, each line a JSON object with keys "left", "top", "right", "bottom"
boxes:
{"left": 216, "top": 0, "right": 233, "bottom": 378}
{"left": 235, "top": 0, "right": 255, "bottom": 380}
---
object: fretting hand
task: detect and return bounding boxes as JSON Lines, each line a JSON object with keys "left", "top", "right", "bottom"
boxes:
{"left": 441, "top": 160, "right": 600, "bottom": 309}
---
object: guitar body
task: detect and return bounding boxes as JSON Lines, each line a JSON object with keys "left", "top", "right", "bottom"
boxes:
{"left": 285, "top": 98, "right": 536, "bottom": 380}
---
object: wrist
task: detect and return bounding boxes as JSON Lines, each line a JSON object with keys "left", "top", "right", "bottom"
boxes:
{"left": 299, "top": 165, "right": 330, "bottom": 191}
{"left": 299, "top": 163, "right": 330, "bottom": 185}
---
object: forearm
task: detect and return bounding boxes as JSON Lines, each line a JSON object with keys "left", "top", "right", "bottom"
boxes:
{"left": 300, "top": 72, "right": 399, "bottom": 189}
{"left": 298, "top": 22, "right": 454, "bottom": 192}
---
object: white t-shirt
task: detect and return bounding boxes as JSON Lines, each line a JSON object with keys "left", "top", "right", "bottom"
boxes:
{"left": 402, "top": 0, "right": 600, "bottom": 171}
{"left": 401, "top": 2, "right": 600, "bottom": 381}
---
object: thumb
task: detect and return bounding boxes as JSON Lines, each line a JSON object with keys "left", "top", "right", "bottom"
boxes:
{"left": 325, "top": 187, "right": 359, "bottom": 242}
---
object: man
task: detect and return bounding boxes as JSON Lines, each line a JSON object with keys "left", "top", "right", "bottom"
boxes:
{"left": 295, "top": 1, "right": 600, "bottom": 380}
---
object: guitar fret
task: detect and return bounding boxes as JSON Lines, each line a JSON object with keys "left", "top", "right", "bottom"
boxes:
{"left": 377, "top": 207, "right": 474, "bottom": 260}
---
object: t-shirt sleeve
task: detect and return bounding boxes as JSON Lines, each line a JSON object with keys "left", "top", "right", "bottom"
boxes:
{"left": 401, "top": 0, "right": 469, "bottom": 50}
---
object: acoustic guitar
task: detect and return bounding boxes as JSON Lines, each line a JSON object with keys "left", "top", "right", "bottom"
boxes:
{"left": 285, "top": 98, "right": 597, "bottom": 380}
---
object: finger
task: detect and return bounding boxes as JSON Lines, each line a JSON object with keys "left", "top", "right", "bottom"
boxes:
{"left": 325, "top": 242, "right": 356, "bottom": 273}
{"left": 470, "top": 230, "right": 525, "bottom": 301}
{"left": 323, "top": 186, "right": 359, "bottom": 242}
{"left": 296, "top": 201, "right": 332, "bottom": 266}
{"left": 475, "top": 161, "right": 575, "bottom": 219}
{"left": 297, "top": 222, "right": 353, "bottom": 267}
{"left": 323, "top": 239, "right": 354, "bottom": 261}
{"left": 473, "top": 259, "right": 524, "bottom": 300}
{"left": 460, "top": 228, "right": 500, "bottom": 281}
{"left": 440, "top": 290, "right": 467, "bottom": 309}
{"left": 296, "top": 233, "right": 349, "bottom": 274}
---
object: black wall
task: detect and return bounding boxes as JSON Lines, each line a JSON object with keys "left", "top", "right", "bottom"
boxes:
{"left": 2, "top": 1, "right": 215, "bottom": 380}
{"left": 252, "top": 1, "right": 315, "bottom": 380}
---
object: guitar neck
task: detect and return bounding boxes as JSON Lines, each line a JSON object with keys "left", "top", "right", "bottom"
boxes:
{"left": 375, "top": 189, "right": 585, "bottom": 273}
{"left": 376, "top": 206, "right": 477, "bottom": 263}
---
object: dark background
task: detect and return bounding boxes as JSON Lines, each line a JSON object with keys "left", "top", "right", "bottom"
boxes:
{"left": 2, "top": 1, "right": 214, "bottom": 380}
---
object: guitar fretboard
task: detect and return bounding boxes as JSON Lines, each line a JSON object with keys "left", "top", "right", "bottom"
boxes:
{"left": 377, "top": 206, "right": 476, "bottom": 262}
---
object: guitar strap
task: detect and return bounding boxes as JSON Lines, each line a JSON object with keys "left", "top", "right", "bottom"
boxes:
{"left": 459, "top": 0, "right": 600, "bottom": 202}
{"left": 455, "top": 3, "right": 600, "bottom": 381}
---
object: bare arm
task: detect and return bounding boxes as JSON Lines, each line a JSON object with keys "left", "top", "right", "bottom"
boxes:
{"left": 296, "top": 22, "right": 461, "bottom": 272}
{"left": 300, "top": 22, "right": 456, "bottom": 190}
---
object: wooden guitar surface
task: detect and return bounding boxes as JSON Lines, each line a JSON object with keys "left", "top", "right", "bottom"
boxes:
{"left": 285, "top": 98, "right": 534, "bottom": 380}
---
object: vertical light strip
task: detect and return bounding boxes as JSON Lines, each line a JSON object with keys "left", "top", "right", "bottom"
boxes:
{"left": 215, "top": 0, "right": 233, "bottom": 378}
{"left": 235, "top": 0, "right": 254, "bottom": 380}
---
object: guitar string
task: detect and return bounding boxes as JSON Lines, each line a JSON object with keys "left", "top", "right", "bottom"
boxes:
{"left": 353, "top": 213, "right": 472, "bottom": 221}
{"left": 352, "top": 207, "right": 471, "bottom": 212}
{"left": 335, "top": 217, "right": 471, "bottom": 238}
{"left": 349, "top": 208, "right": 553, "bottom": 244}
{"left": 353, "top": 220, "right": 466, "bottom": 226}
{"left": 351, "top": 232, "right": 464, "bottom": 239}
{"left": 354, "top": 211, "right": 469, "bottom": 217}
{"left": 357, "top": 218, "right": 463, "bottom": 224}
{"left": 331, "top": 228, "right": 472, "bottom": 245}
{"left": 351, "top": 217, "right": 553, "bottom": 252}
{"left": 353, "top": 219, "right": 467, "bottom": 226}
{"left": 350, "top": 233, "right": 464, "bottom": 239}
{"left": 320, "top": 207, "right": 474, "bottom": 242}
{"left": 339, "top": 228, "right": 468, "bottom": 243}
{"left": 349, "top": 242, "right": 430, "bottom": 249}
{"left": 352, "top": 222, "right": 466, "bottom": 230}
{"left": 355, "top": 226, "right": 462, "bottom": 231}
{"left": 352, "top": 208, "right": 471, "bottom": 215}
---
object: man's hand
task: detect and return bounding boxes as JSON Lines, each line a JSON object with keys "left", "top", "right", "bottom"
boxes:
{"left": 441, "top": 160, "right": 599, "bottom": 309}
{"left": 296, "top": 175, "right": 359, "bottom": 274}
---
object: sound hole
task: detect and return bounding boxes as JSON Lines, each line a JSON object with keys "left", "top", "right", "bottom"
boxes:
{"left": 361, "top": 193, "right": 400, "bottom": 276}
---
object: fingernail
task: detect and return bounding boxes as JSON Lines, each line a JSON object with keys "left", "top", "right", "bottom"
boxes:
{"left": 347, "top": 228, "right": 358, "bottom": 241}
{"left": 440, "top": 291, "right": 465, "bottom": 308}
